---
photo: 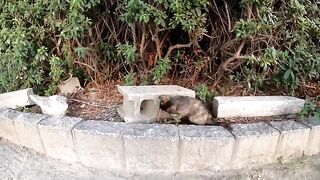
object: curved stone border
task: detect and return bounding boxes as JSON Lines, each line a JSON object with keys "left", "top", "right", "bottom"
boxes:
{"left": 0, "top": 106, "right": 319, "bottom": 173}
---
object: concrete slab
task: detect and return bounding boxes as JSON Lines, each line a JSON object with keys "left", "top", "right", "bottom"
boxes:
{"left": 117, "top": 85, "right": 195, "bottom": 123}
{"left": 298, "top": 117, "right": 320, "bottom": 155}
{"left": 123, "top": 123, "right": 179, "bottom": 171}
{"left": 179, "top": 125, "right": 235, "bottom": 171}
{"left": 0, "top": 88, "right": 35, "bottom": 109}
{"left": 38, "top": 116, "right": 82, "bottom": 162}
{"left": 213, "top": 96, "right": 305, "bottom": 118}
{"left": 73, "top": 120, "right": 131, "bottom": 170}
{"left": 270, "top": 120, "right": 310, "bottom": 160}
{"left": 0, "top": 109, "right": 20, "bottom": 144}
{"left": 14, "top": 112, "right": 48, "bottom": 153}
{"left": 230, "top": 122, "right": 280, "bottom": 169}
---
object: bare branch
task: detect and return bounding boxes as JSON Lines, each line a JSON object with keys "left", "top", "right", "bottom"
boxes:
{"left": 165, "top": 42, "right": 193, "bottom": 58}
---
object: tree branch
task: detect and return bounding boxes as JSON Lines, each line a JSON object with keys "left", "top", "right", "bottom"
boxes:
{"left": 213, "top": 40, "right": 245, "bottom": 86}
{"left": 165, "top": 42, "right": 193, "bottom": 58}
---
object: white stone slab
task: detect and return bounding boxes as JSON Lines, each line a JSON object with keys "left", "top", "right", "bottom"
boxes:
{"left": 118, "top": 85, "right": 195, "bottom": 100}
{"left": 117, "top": 85, "right": 195, "bottom": 123}
{"left": 213, "top": 96, "right": 305, "bottom": 118}
{"left": 0, "top": 88, "right": 35, "bottom": 109}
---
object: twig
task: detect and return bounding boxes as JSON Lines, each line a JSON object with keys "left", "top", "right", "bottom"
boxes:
{"left": 303, "top": 84, "right": 317, "bottom": 90}
{"left": 69, "top": 98, "right": 111, "bottom": 108}
{"left": 214, "top": 40, "right": 246, "bottom": 86}
{"left": 74, "top": 60, "right": 99, "bottom": 74}
{"left": 165, "top": 42, "right": 193, "bottom": 58}
{"left": 224, "top": 0, "right": 232, "bottom": 32}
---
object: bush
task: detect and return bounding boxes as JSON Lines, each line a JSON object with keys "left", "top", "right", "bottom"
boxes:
{"left": 0, "top": 0, "right": 99, "bottom": 94}
{"left": 0, "top": 0, "right": 319, "bottom": 94}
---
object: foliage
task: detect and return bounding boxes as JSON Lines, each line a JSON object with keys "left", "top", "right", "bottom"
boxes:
{"left": 0, "top": 0, "right": 99, "bottom": 94}
{"left": 0, "top": 0, "right": 319, "bottom": 96}
{"left": 300, "top": 97, "right": 320, "bottom": 120}
{"left": 152, "top": 57, "right": 172, "bottom": 83}
{"left": 116, "top": 43, "right": 137, "bottom": 64}
{"left": 124, "top": 73, "right": 135, "bottom": 86}
{"left": 195, "top": 84, "right": 214, "bottom": 102}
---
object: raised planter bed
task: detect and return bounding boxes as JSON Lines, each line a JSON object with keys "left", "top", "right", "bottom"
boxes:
{"left": 0, "top": 104, "right": 319, "bottom": 173}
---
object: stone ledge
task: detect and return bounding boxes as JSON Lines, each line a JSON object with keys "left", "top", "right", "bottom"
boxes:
{"left": 0, "top": 107, "right": 319, "bottom": 173}
{"left": 0, "top": 108, "right": 21, "bottom": 144}
{"left": 269, "top": 120, "right": 310, "bottom": 160}
{"left": 179, "top": 125, "right": 235, "bottom": 171}
{"left": 123, "top": 123, "right": 179, "bottom": 172}
{"left": 14, "top": 112, "right": 48, "bottom": 153}
{"left": 73, "top": 120, "right": 131, "bottom": 170}
{"left": 38, "top": 116, "right": 82, "bottom": 162}
{"left": 230, "top": 122, "right": 280, "bottom": 169}
{"left": 298, "top": 118, "right": 320, "bottom": 155}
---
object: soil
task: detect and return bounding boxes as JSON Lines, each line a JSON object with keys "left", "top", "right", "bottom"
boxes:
{"left": 26, "top": 79, "right": 320, "bottom": 125}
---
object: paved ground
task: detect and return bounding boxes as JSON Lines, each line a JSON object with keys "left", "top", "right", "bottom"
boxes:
{"left": 1, "top": 138, "right": 320, "bottom": 180}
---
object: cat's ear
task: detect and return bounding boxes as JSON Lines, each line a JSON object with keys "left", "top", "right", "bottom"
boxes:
{"left": 167, "top": 104, "right": 178, "bottom": 112}
{"left": 159, "top": 95, "right": 170, "bottom": 103}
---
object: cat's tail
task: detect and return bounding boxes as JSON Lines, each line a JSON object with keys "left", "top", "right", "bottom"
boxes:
{"left": 206, "top": 119, "right": 233, "bottom": 130}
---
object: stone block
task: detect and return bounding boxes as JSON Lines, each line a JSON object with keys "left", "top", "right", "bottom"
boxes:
{"left": 14, "top": 112, "right": 48, "bottom": 153}
{"left": 230, "top": 122, "right": 280, "bottom": 169}
{"left": 298, "top": 117, "right": 320, "bottom": 155}
{"left": 0, "top": 109, "right": 20, "bottom": 144}
{"left": 179, "top": 125, "right": 235, "bottom": 171}
{"left": 124, "top": 123, "right": 179, "bottom": 171}
{"left": 38, "top": 116, "right": 82, "bottom": 162}
{"left": 73, "top": 120, "right": 131, "bottom": 170}
{"left": 29, "top": 95, "right": 68, "bottom": 117}
{"left": 213, "top": 96, "right": 305, "bottom": 118}
{"left": 270, "top": 120, "right": 310, "bottom": 159}
{"left": 58, "top": 77, "right": 82, "bottom": 94}
{"left": 117, "top": 85, "right": 195, "bottom": 123}
{"left": 0, "top": 88, "right": 35, "bottom": 109}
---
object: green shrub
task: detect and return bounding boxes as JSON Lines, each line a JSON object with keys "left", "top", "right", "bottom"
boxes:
{"left": 0, "top": 0, "right": 319, "bottom": 95}
{"left": 0, "top": 0, "right": 99, "bottom": 94}
{"left": 195, "top": 84, "right": 214, "bottom": 102}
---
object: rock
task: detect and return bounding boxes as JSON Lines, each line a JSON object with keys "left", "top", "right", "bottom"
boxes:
{"left": 29, "top": 95, "right": 68, "bottom": 117}
{"left": 0, "top": 88, "right": 35, "bottom": 109}
{"left": 58, "top": 77, "right": 82, "bottom": 95}
{"left": 213, "top": 96, "right": 305, "bottom": 118}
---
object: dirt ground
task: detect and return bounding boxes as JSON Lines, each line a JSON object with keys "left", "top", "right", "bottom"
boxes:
{"left": 26, "top": 79, "right": 320, "bottom": 125}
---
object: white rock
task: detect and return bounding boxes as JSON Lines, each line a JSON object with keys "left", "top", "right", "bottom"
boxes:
{"left": 58, "top": 77, "right": 82, "bottom": 94}
{"left": 213, "top": 96, "right": 305, "bottom": 118}
{"left": 0, "top": 88, "right": 35, "bottom": 109}
{"left": 29, "top": 95, "right": 68, "bottom": 117}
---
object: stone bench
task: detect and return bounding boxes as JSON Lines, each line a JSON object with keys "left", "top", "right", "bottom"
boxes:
{"left": 117, "top": 85, "right": 195, "bottom": 123}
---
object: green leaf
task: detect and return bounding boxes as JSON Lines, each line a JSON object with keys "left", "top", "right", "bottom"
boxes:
{"left": 283, "top": 69, "right": 292, "bottom": 80}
